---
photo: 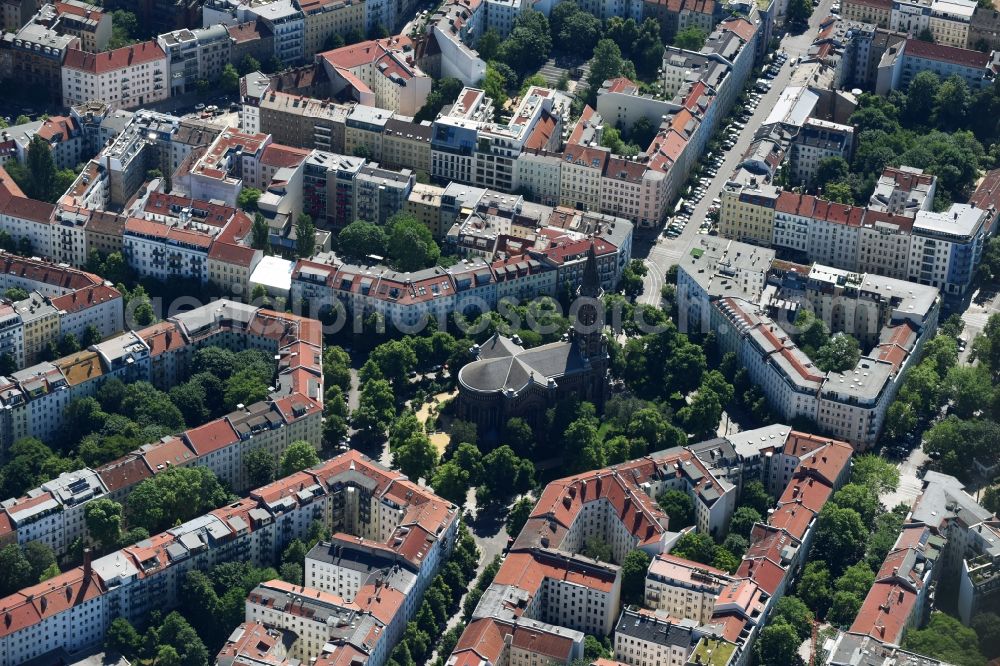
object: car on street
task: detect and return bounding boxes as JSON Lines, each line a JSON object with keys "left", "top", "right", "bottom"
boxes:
{"left": 195, "top": 103, "right": 206, "bottom": 111}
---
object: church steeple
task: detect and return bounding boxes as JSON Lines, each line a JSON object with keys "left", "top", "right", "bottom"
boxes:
{"left": 579, "top": 243, "right": 601, "bottom": 299}
{"left": 575, "top": 242, "right": 605, "bottom": 361}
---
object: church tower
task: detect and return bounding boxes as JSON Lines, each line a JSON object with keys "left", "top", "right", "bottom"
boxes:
{"left": 575, "top": 243, "right": 605, "bottom": 362}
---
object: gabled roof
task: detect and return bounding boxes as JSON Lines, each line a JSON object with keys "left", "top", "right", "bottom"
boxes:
{"left": 63, "top": 40, "right": 165, "bottom": 74}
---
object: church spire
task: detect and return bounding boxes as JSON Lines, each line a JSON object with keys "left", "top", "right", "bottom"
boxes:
{"left": 579, "top": 243, "right": 601, "bottom": 298}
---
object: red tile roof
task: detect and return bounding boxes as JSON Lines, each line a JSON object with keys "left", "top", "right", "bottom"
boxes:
{"left": 63, "top": 40, "right": 166, "bottom": 74}
{"left": 50, "top": 284, "right": 120, "bottom": 314}
{"left": 903, "top": 38, "right": 990, "bottom": 68}
{"left": 260, "top": 143, "right": 311, "bottom": 169}
{"left": 184, "top": 418, "right": 240, "bottom": 455}
{"left": 849, "top": 581, "right": 918, "bottom": 644}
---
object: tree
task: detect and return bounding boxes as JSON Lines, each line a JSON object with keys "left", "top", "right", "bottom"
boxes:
{"left": 798, "top": 561, "right": 833, "bottom": 618}
{"left": 563, "top": 417, "right": 604, "bottom": 472}
{"left": 656, "top": 489, "right": 694, "bottom": 528}
{"left": 678, "top": 388, "right": 722, "bottom": 437}
{"left": 352, "top": 378, "right": 395, "bottom": 443}
{"left": 220, "top": 63, "right": 240, "bottom": 93}
{"left": 430, "top": 461, "right": 470, "bottom": 505}
{"left": 814, "top": 505, "right": 867, "bottom": 575}
{"left": 251, "top": 212, "right": 270, "bottom": 251}
{"left": 814, "top": 156, "right": 851, "bottom": 191}
{"left": 105, "top": 617, "right": 141, "bottom": 658}
{"left": 415, "top": 77, "right": 465, "bottom": 123}
{"left": 4, "top": 287, "right": 28, "bottom": 301}
{"left": 772, "top": 596, "right": 814, "bottom": 641}
{"left": 935, "top": 75, "right": 971, "bottom": 130}
{"left": 503, "top": 417, "right": 534, "bottom": 457}
{"left": 972, "top": 612, "right": 1000, "bottom": 659}
{"left": 756, "top": 621, "right": 803, "bottom": 666}
{"left": 25, "top": 135, "right": 57, "bottom": 201}
{"left": 370, "top": 340, "right": 418, "bottom": 387}
{"left": 477, "top": 29, "right": 502, "bottom": 60}
{"left": 813, "top": 333, "right": 860, "bottom": 372}
{"left": 81, "top": 324, "right": 102, "bottom": 348}
{"left": 740, "top": 480, "right": 773, "bottom": 515}
{"left": 831, "top": 483, "right": 880, "bottom": 524}
{"left": 338, "top": 220, "right": 387, "bottom": 258}
{"left": 223, "top": 367, "right": 271, "bottom": 408}
{"left": 496, "top": 10, "right": 551, "bottom": 76}
{"left": 580, "top": 537, "right": 614, "bottom": 562}
{"left": 621, "top": 549, "right": 652, "bottom": 604}
{"left": 670, "top": 532, "right": 716, "bottom": 565}
{"left": 280, "top": 441, "right": 320, "bottom": 476}
{"left": 126, "top": 466, "right": 231, "bottom": 534}
{"left": 827, "top": 588, "right": 866, "bottom": 626}
{"left": 239, "top": 54, "right": 262, "bottom": 74}
{"left": 506, "top": 496, "right": 534, "bottom": 536}
{"left": 157, "top": 611, "right": 210, "bottom": 666}
{"left": 556, "top": 11, "right": 601, "bottom": 55}
{"left": 295, "top": 213, "right": 316, "bottom": 258}
{"left": 237, "top": 188, "right": 262, "bottom": 212}
{"left": 787, "top": 0, "right": 813, "bottom": 22}
{"left": 673, "top": 26, "right": 707, "bottom": 50}
{"left": 21, "top": 541, "right": 55, "bottom": 583}
{"left": 85, "top": 498, "right": 124, "bottom": 550}
{"left": 905, "top": 71, "right": 940, "bottom": 126}
{"left": 0, "top": 544, "right": 33, "bottom": 596}
{"left": 903, "top": 612, "right": 986, "bottom": 666}
{"left": 835, "top": 562, "right": 876, "bottom": 598}
{"left": 587, "top": 39, "right": 625, "bottom": 98}
{"left": 394, "top": 433, "right": 438, "bottom": 480}
{"left": 851, "top": 455, "right": 900, "bottom": 494}
{"left": 482, "top": 445, "right": 534, "bottom": 500}
{"left": 944, "top": 364, "right": 994, "bottom": 418}
{"left": 245, "top": 448, "right": 275, "bottom": 487}
{"left": 386, "top": 213, "right": 440, "bottom": 271}
{"left": 730, "top": 506, "right": 762, "bottom": 537}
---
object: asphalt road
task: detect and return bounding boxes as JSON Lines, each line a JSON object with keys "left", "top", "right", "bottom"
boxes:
{"left": 639, "top": 0, "right": 838, "bottom": 305}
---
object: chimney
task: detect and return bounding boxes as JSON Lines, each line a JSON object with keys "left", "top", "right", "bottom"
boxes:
{"left": 83, "top": 547, "right": 93, "bottom": 578}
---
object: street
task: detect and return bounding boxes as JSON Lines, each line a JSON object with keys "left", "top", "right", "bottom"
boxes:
{"left": 960, "top": 286, "right": 1000, "bottom": 363}
{"left": 639, "top": 0, "right": 837, "bottom": 305}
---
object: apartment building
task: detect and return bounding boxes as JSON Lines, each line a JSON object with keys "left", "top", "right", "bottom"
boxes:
{"left": 34, "top": 0, "right": 111, "bottom": 52}
{"left": 298, "top": 0, "right": 364, "bottom": 57}
{"left": 719, "top": 180, "right": 782, "bottom": 246}
{"left": 0, "top": 450, "right": 458, "bottom": 666}
{"left": 644, "top": 554, "right": 734, "bottom": 624}
{"left": 381, "top": 118, "right": 432, "bottom": 175}
{"left": 908, "top": 203, "right": 988, "bottom": 296}
{"left": 318, "top": 37, "right": 431, "bottom": 117}
{"left": 680, "top": 233, "right": 940, "bottom": 449}
{"left": 0, "top": 0, "right": 36, "bottom": 32}
{"left": 258, "top": 90, "right": 351, "bottom": 152}
{"left": 613, "top": 608, "right": 702, "bottom": 666}
{"left": 250, "top": 0, "right": 305, "bottom": 64}
{"left": 929, "top": 0, "right": 976, "bottom": 46}
{"left": 157, "top": 24, "right": 231, "bottom": 95}
{"left": 0, "top": 299, "right": 324, "bottom": 554}
{"left": 875, "top": 37, "right": 997, "bottom": 93}
{"left": 843, "top": 0, "right": 892, "bottom": 26}
{"left": 6, "top": 23, "right": 80, "bottom": 104}
{"left": 188, "top": 129, "right": 272, "bottom": 206}
{"left": 867, "top": 166, "right": 936, "bottom": 217}
{"left": 787, "top": 118, "right": 854, "bottom": 186}
{"left": 62, "top": 41, "right": 168, "bottom": 110}
{"left": 0, "top": 168, "right": 55, "bottom": 256}
{"left": 720, "top": 171, "right": 986, "bottom": 297}
{"left": 446, "top": 426, "right": 853, "bottom": 666}
{"left": 429, "top": 0, "right": 488, "bottom": 84}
